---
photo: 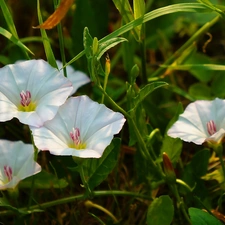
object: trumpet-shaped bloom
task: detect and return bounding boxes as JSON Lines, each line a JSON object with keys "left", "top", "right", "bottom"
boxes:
{"left": 167, "top": 98, "right": 225, "bottom": 145}
{"left": 31, "top": 96, "right": 126, "bottom": 158}
{"left": 0, "top": 140, "right": 41, "bottom": 190}
{"left": 56, "top": 60, "right": 90, "bottom": 95}
{"left": 0, "top": 59, "right": 73, "bottom": 127}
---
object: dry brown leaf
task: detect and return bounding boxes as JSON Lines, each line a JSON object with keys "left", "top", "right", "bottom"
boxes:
{"left": 33, "top": 0, "right": 74, "bottom": 30}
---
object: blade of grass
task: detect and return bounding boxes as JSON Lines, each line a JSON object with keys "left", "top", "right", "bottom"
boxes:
{"left": 66, "top": 3, "right": 213, "bottom": 66}
{"left": 54, "top": 0, "right": 67, "bottom": 77}
{"left": 0, "top": 27, "right": 34, "bottom": 55}
{"left": 161, "top": 64, "right": 225, "bottom": 71}
{"left": 0, "top": 0, "right": 31, "bottom": 58}
{"left": 0, "top": 0, "right": 18, "bottom": 38}
{"left": 36, "top": 0, "right": 57, "bottom": 68}
{"left": 150, "top": 15, "right": 220, "bottom": 78}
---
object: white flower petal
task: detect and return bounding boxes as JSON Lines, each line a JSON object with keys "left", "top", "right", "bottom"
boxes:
{"left": 31, "top": 96, "right": 126, "bottom": 158}
{"left": 168, "top": 98, "right": 225, "bottom": 145}
{"left": 0, "top": 60, "right": 73, "bottom": 127}
{"left": 206, "top": 128, "right": 225, "bottom": 144}
{"left": 56, "top": 60, "right": 90, "bottom": 95}
{"left": 0, "top": 140, "right": 41, "bottom": 190}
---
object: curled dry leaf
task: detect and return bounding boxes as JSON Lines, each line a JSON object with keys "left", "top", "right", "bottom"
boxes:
{"left": 33, "top": 0, "right": 74, "bottom": 30}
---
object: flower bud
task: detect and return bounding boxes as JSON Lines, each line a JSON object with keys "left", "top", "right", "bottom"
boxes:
{"left": 163, "top": 152, "right": 176, "bottom": 184}
{"left": 105, "top": 54, "right": 110, "bottom": 77}
{"left": 92, "top": 37, "right": 99, "bottom": 55}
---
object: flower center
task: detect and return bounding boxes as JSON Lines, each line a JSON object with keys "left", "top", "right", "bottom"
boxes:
{"left": 207, "top": 120, "right": 217, "bottom": 136}
{"left": 0, "top": 165, "right": 13, "bottom": 184}
{"left": 20, "top": 90, "right": 31, "bottom": 107}
{"left": 69, "top": 128, "right": 86, "bottom": 149}
{"left": 18, "top": 90, "right": 36, "bottom": 112}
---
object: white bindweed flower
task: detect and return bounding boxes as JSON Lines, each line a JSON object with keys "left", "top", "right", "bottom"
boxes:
{"left": 167, "top": 98, "right": 225, "bottom": 145}
{"left": 0, "top": 140, "right": 41, "bottom": 190}
{"left": 31, "top": 96, "right": 126, "bottom": 158}
{"left": 56, "top": 60, "right": 90, "bottom": 95}
{"left": 0, "top": 59, "right": 73, "bottom": 127}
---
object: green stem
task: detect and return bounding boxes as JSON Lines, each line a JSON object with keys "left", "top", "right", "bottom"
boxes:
{"left": 101, "top": 59, "right": 110, "bottom": 104}
{"left": 171, "top": 184, "right": 192, "bottom": 225}
{"left": 98, "top": 86, "right": 164, "bottom": 180}
{"left": 27, "top": 129, "right": 38, "bottom": 208}
{"left": 140, "top": 24, "right": 147, "bottom": 84}
{"left": 130, "top": 118, "right": 164, "bottom": 179}
{"left": 150, "top": 15, "right": 220, "bottom": 78}
{"left": 54, "top": 0, "right": 67, "bottom": 77}
{"left": 98, "top": 86, "right": 131, "bottom": 119}
{"left": 57, "top": 22, "right": 67, "bottom": 77}
{"left": 0, "top": 190, "right": 152, "bottom": 216}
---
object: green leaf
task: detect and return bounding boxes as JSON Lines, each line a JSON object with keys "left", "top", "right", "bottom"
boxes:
{"left": 166, "top": 102, "right": 183, "bottom": 131}
{"left": 197, "top": 0, "right": 225, "bottom": 17}
{"left": 162, "top": 64, "right": 225, "bottom": 71}
{"left": 100, "top": 3, "right": 211, "bottom": 44}
{"left": 130, "top": 64, "right": 140, "bottom": 85}
{"left": 183, "top": 53, "right": 214, "bottom": 82}
{"left": 0, "top": 0, "right": 18, "bottom": 38}
{"left": 68, "top": 3, "right": 212, "bottom": 65}
{"left": 190, "top": 149, "right": 210, "bottom": 178}
{"left": 83, "top": 27, "right": 105, "bottom": 81}
{"left": 97, "top": 37, "right": 127, "bottom": 61}
{"left": 112, "top": 0, "right": 139, "bottom": 41}
{"left": 189, "top": 207, "right": 223, "bottom": 225}
{"left": 83, "top": 27, "right": 94, "bottom": 59}
{"left": 0, "top": 27, "right": 34, "bottom": 55}
{"left": 113, "top": 0, "right": 134, "bottom": 24}
{"left": 134, "top": 0, "right": 145, "bottom": 20}
{"left": 82, "top": 138, "right": 121, "bottom": 191}
{"left": 36, "top": 0, "right": 57, "bottom": 68}
{"left": 160, "top": 136, "right": 182, "bottom": 165}
{"left": 133, "top": 0, "right": 145, "bottom": 41}
{"left": 0, "top": 54, "right": 10, "bottom": 65}
{"left": 147, "top": 195, "right": 174, "bottom": 225}
{"left": 167, "top": 85, "right": 195, "bottom": 101}
{"left": 19, "top": 170, "right": 68, "bottom": 189}
{"left": 212, "top": 72, "right": 225, "bottom": 97}
{"left": 131, "top": 82, "right": 168, "bottom": 111}
{"left": 181, "top": 149, "right": 210, "bottom": 195}
{"left": 189, "top": 83, "right": 212, "bottom": 100}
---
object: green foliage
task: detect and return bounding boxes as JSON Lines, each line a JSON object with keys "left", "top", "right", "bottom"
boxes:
{"left": 36, "top": 0, "right": 57, "bottom": 68}
{"left": 0, "top": 0, "right": 18, "bottom": 38}
{"left": 81, "top": 138, "right": 121, "bottom": 192}
{"left": 181, "top": 149, "right": 210, "bottom": 198}
{"left": 189, "top": 207, "right": 223, "bottom": 225}
{"left": 160, "top": 136, "right": 182, "bottom": 165}
{"left": 147, "top": 195, "right": 174, "bottom": 225}
{"left": 97, "top": 37, "right": 127, "bottom": 61}
{"left": 83, "top": 27, "right": 127, "bottom": 81}
{"left": 0, "top": 197, "right": 43, "bottom": 214}
{"left": 131, "top": 81, "right": 168, "bottom": 111}
{"left": 0, "top": 27, "right": 33, "bottom": 55}
{"left": 189, "top": 82, "right": 212, "bottom": 99}
{"left": 19, "top": 170, "right": 68, "bottom": 189}
{"left": 2, "top": 0, "right": 225, "bottom": 224}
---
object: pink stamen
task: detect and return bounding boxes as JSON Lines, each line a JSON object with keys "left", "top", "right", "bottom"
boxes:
{"left": 4, "top": 165, "right": 12, "bottom": 182}
{"left": 207, "top": 120, "right": 217, "bottom": 136}
{"left": 70, "top": 128, "right": 81, "bottom": 145}
{"left": 20, "top": 90, "right": 31, "bottom": 107}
